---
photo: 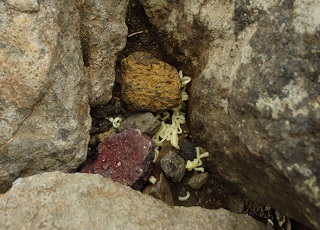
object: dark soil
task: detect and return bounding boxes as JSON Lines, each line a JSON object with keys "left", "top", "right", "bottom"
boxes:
{"left": 81, "top": 1, "right": 312, "bottom": 230}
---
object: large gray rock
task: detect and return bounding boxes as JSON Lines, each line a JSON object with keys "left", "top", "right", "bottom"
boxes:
{"left": 78, "top": 0, "right": 128, "bottom": 106}
{"left": 0, "top": 171, "right": 269, "bottom": 230}
{"left": 0, "top": 0, "right": 90, "bottom": 192}
{"left": 140, "top": 0, "right": 320, "bottom": 228}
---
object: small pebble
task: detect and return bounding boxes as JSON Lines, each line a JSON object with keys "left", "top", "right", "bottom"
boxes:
{"left": 160, "top": 151, "right": 186, "bottom": 183}
{"left": 179, "top": 138, "right": 196, "bottom": 161}
{"left": 187, "top": 172, "right": 209, "bottom": 190}
{"left": 118, "top": 112, "right": 161, "bottom": 137}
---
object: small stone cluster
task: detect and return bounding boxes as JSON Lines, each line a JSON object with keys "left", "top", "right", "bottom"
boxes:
{"left": 84, "top": 51, "right": 210, "bottom": 204}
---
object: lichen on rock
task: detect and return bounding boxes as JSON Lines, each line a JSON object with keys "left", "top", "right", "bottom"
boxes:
{"left": 140, "top": 0, "right": 320, "bottom": 228}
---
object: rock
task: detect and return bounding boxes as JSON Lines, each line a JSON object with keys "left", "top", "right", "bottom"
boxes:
{"left": 90, "top": 118, "right": 113, "bottom": 135}
{"left": 121, "top": 52, "right": 182, "bottom": 112}
{"left": 227, "top": 196, "right": 245, "bottom": 214}
{"left": 0, "top": 172, "right": 270, "bottom": 230}
{"left": 155, "top": 140, "right": 174, "bottom": 163}
{"left": 187, "top": 172, "right": 209, "bottom": 190}
{"left": 139, "top": 0, "right": 213, "bottom": 75}
{"left": 5, "top": 0, "right": 39, "bottom": 12}
{"left": 78, "top": 0, "right": 128, "bottom": 106}
{"left": 0, "top": 0, "right": 90, "bottom": 193}
{"left": 81, "top": 128, "right": 154, "bottom": 190}
{"left": 274, "top": 211, "right": 291, "bottom": 230}
{"left": 88, "top": 135, "right": 98, "bottom": 147}
{"left": 140, "top": 0, "right": 320, "bottom": 228}
{"left": 160, "top": 151, "right": 185, "bottom": 183}
{"left": 118, "top": 112, "right": 161, "bottom": 137}
{"left": 96, "top": 128, "right": 117, "bottom": 142}
{"left": 143, "top": 173, "right": 174, "bottom": 206}
{"left": 90, "top": 104, "right": 116, "bottom": 119}
{"left": 179, "top": 138, "right": 196, "bottom": 161}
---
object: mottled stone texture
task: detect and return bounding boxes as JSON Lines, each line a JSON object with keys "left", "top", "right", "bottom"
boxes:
{"left": 228, "top": 2, "right": 320, "bottom": 228}
{"left": 143, "top": 172, "right": 174, "bottom": 206}
{"left": 139, "top": 0, "right": 216, "bottom": 75}
{"left": 187, "top": 172, "right": 209, "bottom": 190}
{"left": 81, "top": 128, "right": 154, "bottom": 190}
{"left": 78, "top": 0, "right": 128, "bottom": 106}
{"left": 160, "top": 151, "right": 186, "bottom": 183}
{"left": 118, "top": 112, "right": 161, "bottom": 137}
{"left": 5, "top": 0, "right": 40, "bottom": 12}
{"left": 0, "top": 1, "right": 90, "bottom": 192}
{"left": 121, "top": 52, "right": 182, "bottom": 112}
{"left": 0, "top": 172, "right": 270, "bottom": 230}
{"left": 140, "top": 0, "right": 320, "bottom": 228}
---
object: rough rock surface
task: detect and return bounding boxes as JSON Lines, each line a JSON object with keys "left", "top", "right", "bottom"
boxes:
{"left": 96, "top": 127, "right": 117, "bottom": 142}
{"left": 118, "top": 112, "right": 161, "bottom": 137}
{"left": 78, "top": 0, "right": 129, "bottom": 106}
{"left": 179, "top": 138, "right": 197, "bottom": 161}
{"left": 81, "top": 128, "right": 154, "bottom": 190}
{"left": 140, "top": 0, "right": 320, "bottom": 228}
{"left": 0, "top": 0, "right": 90, "bottom": 193}
{"left": 160, "top": 151, "right": 186, "bottom": 183}
{"left": 5, "top": 0, "right": 40, "bottom": 12}
{"left": 143, "top": 172, "right": 174, "bottom": 206}
{"left": 121, "top": 52, "right": 182, "bottom": 112}
{"left": 0, "top": 171, "right": 270, "bottom": 230}
{"left": 187, "top": 172, "right": 209, "bottom": 190}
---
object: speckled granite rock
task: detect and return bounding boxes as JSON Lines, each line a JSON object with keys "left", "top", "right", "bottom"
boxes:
{"left": 0, "top": 0, "right": 90, "bottom": 193}
{"left": 121, "top": 52, "right": 182, "bottom": 112}
{"left": 160, "top": 151, "right": 186, "bottom": 183}
{"left": 0, "top": 172, "right": 270, "bottom": 230}
{"left": 5, "top": 0, "right": 39, "bottom": 12}
{"left": 78, "top": 0, "right": 128, "bottom": 106}
{"left": 140, "top": 0, "right": 320, "bottom": 228}
{"left": 81, "top": 128, "right": 154, "bottom": 190}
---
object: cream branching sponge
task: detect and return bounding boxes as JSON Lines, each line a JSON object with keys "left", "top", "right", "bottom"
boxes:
{"left": 109, "top": 117, "right": 122, "bottom": 128}
{"left": 152, "top": 71, "right": 191, "bottom": 162}
{"left": 186, "top": 147, "right": 209, "bottom": 172}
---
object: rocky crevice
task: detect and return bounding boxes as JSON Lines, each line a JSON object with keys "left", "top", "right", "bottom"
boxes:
{"left": 0, "top": 0, "right": 319, "bottom": 229}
